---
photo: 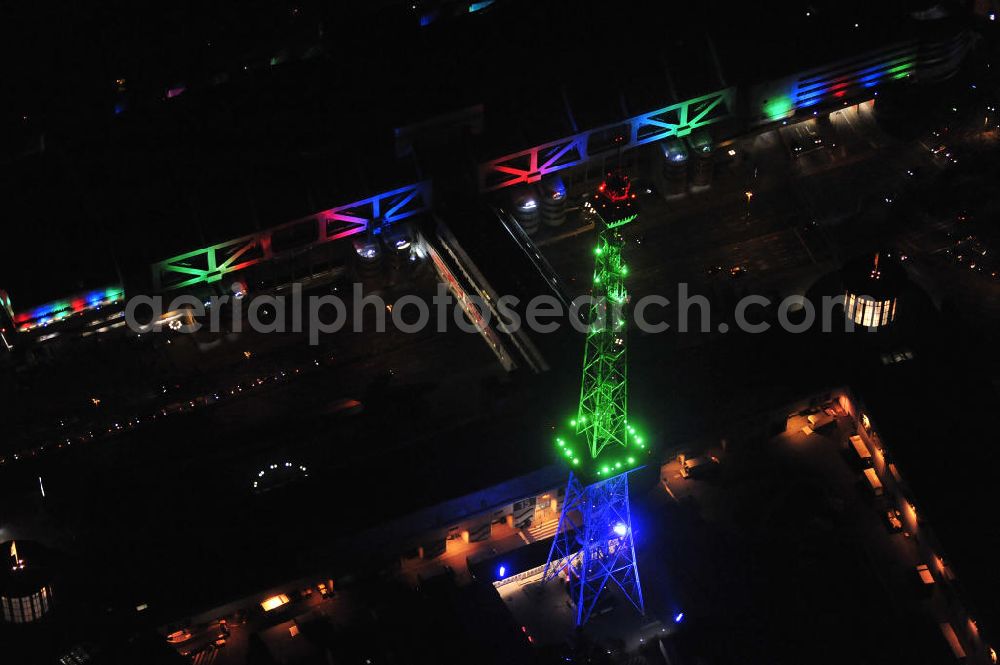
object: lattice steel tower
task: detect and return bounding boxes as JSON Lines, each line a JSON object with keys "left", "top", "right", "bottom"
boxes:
{"left": 543, "top": 171, "right": 647, "bottom": 626}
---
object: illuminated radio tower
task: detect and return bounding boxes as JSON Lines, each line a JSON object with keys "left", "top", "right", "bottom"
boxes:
{"left": 543, "top": 171, "right": 647, "bottom": 626}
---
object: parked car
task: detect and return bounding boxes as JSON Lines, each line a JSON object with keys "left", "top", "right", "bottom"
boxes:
{"left": 679, "top": 455, "right": 721, "bottom": 479}
{"left": 165, "top": 629, "right": 192, "bottom": 644}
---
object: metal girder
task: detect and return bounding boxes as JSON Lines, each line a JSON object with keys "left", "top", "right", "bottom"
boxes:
{"left": 151, "top": 182, "right": 432, "bottom": 292}
{"left": 543, "top": 470, "right": 645, "bottom": 626}
{"left": 479, "top": 88, "right": 735, "bottom": 192}
{"left": 793, "top": 42, "right": 918, "bottom": 110}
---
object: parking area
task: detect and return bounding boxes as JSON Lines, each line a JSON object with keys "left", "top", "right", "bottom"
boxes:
{"left": 161, "top": 576, "right": 342, "bottom": 665}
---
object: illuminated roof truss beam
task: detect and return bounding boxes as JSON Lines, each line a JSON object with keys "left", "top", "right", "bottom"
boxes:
{"left": 792, "top": 42, "right": 920, "bottom": 109}
{"left": 152, "top": 182, "right": 432, "bottom": 291}
{"left": 485, "top": 135, "right": 589, "bottom": 190}
{"left": 479, "top": 88, "right": 734, "bottom": 191}
{"left": 797, "top": 41, "right": 918, "bottom": 87}
{"left": 631, "top": 88, "right": 731, "bottom": 144}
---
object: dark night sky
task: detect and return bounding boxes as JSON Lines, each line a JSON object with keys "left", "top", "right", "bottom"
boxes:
{"left": 0, "top": 0, "right": 952, "bottom": 304}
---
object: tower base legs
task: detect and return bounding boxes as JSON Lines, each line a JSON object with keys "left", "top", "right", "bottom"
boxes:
{"left": 543, "top": 470, "right": 645, "bottom": 626}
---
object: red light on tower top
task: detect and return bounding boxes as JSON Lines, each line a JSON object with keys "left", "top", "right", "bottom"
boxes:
{"left": 600, "top": 171, "right": 632, "bottom": 202}
{"left": 592, "top": 170, "right": 638, "bottom": 229}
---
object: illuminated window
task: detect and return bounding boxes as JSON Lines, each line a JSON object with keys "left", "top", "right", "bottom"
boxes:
{"left": 873, "top": 301, "right": 882, "bottom": 327}
{"left": 940, "top": 623, "right": 966, "bottom": 659}
{"left": 862, "top": 299, "right": 874, "bottom": 327}
{"left": 0, "top": 589, "right": 51, "bottom": 623}
{"left": 260, "top": 594, "right": 290, "bottom": 612}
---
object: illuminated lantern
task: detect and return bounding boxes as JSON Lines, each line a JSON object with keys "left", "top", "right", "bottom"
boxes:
{"left": 660, "top": 138, "right": 689, "bottom": 197}
{"left": 539, "top": 176, "right": 568, "bottom": 228}
{"left": 511, "top": 187, "right": 540, "bottom": 236}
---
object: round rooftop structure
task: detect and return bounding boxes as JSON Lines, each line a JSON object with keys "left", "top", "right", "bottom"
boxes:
{"left": 0, "top": 541, "right": 54, "bottom": 625}
{"left": 253, "top": 461, "right": 310, "bottom": 494}
{"left": 843, "top": 252, "right": 906, "bottom": 330}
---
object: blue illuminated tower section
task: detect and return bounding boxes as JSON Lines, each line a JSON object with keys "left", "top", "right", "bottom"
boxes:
{"left": 543, "top": 172, "right": 646, "bottom": 626}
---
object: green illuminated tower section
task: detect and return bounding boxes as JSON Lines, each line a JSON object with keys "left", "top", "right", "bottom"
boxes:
{"left": 544, "top": 172, "right": 646, "bottom": 626}
{"left": 578, "top": 209, "right": 633, "bottom": 462}
{"left": 554, "top": 172, "right": 646, "bottom": 476}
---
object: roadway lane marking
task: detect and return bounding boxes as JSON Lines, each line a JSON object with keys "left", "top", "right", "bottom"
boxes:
{"left": 792, "top": 227, "right": 819, "bottom": 265}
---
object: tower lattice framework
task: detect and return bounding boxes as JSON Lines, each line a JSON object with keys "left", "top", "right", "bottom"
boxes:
{"left": 543, "top": 172, "right": 645, "bottom": 626}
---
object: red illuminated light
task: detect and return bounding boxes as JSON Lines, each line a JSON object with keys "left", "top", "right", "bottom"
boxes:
{"left": 600, "top": 172, "right": 632, "bottom": 202}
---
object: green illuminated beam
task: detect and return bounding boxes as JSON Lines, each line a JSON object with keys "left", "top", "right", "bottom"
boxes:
{"left": 763, "top": 95, "right": 794, "bottom": 121}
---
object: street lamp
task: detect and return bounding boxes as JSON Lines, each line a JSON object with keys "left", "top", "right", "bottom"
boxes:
{"left": 744, "top": 190, "right": 754, "bottom": 220}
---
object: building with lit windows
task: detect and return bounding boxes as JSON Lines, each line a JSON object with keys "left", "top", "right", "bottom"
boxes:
{"left": 0, "top": 541, "right": 54, "bottom": 625}
{"left": 843, "top": 252, "right": 906, "bottom": 330}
